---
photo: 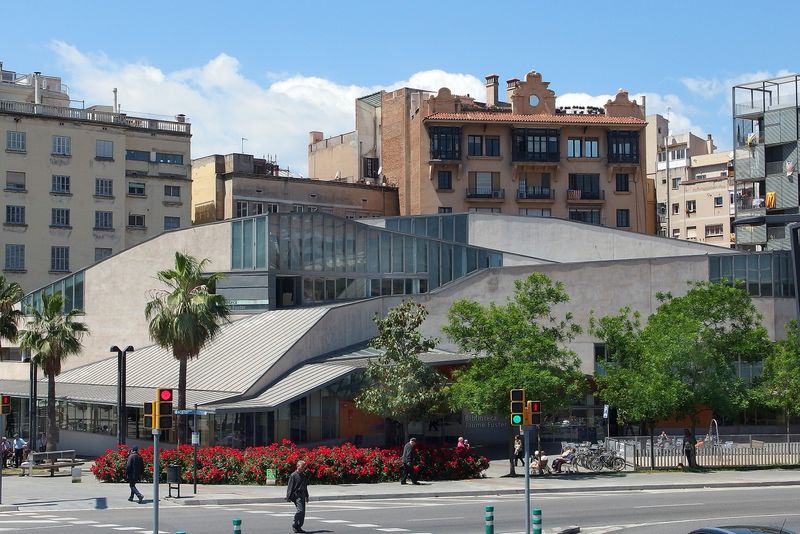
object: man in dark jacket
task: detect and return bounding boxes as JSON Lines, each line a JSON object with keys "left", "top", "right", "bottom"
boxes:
{"left": 125, "top": 446, "right": 145, "bottom": 503}
{"left": 400, "top": 437, "right": 419, "bottom": 485}
{"left": 286, "top": 460, "right": 309, "bottom": 533}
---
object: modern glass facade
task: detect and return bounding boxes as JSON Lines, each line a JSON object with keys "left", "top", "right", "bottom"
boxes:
{"left": 384, "top": 213, "right": 470, "bottom": 244}
{"left": 21, "top": 271, "right": 85, "bottom": 313}
{"left": 708, "top": 251, "right": 795, "bottom": 297}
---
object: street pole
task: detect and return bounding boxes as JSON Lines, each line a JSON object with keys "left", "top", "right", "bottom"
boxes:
{"left": 112, "top": 346, "right": 134, "bottom": 446}
{"left": 29, "top": 361, "right": 37, "bottom": 447}
{"left": 523, "top": 425, "right": 531, "bottom": 534}
{"left": 0, "top": 414, "right": 4, "bottom": 505}
{"left": 193, "top": 403, "right": 198, "bottom": 495}
{"left": 153, "top": 428, "right": 160, "bottom": 534}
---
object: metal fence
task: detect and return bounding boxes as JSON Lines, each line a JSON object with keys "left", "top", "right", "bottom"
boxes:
{"left": 607, "top": 435, "right": 800, "bottom": 470}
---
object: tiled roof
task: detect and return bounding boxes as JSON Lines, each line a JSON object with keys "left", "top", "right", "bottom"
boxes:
{"left": 425, "top": 112, "right": 647, "bottom": 125}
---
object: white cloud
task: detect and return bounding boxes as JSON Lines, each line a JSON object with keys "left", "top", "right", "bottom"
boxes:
{"left": 681, "top": 69, "right": 794, "bottom": 98}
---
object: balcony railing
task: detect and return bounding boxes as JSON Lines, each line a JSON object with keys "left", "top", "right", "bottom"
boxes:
{"left": 430, "top": 149, "right": 461, "bottom": 160}
{"left": 511, "top": 151, "right": 560, "bottom": 163}
{"left": 0, "top": 100, "right": 191, "bottom": 134}
{"left": 466, "top": 187, "right": 505, "bottom": 199}
{"left": 566, "top": 189, "right": 605, "bottom": 201}
{"left": 608, "top": 153, "right": 640, "bottom": 164}
{"left": 766, "top": 161, "right": 785, "bottom": 175}
{"left": 516, "top": 187, "right": 554, "bottom": 200}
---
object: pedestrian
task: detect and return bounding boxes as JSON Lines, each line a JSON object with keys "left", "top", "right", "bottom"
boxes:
{"left": 1, "top": 437, "right": 11, "bottom": 468}
{"left": 683, "top": 428, "right": 697, "bottom": 469}
{"left": 400, "top": 437, "right": 420, "bottom": 485}
{"left": 12, "top": 433, "right": 26, "bottom": 468}
{"left": 36, "top": 432, "right": 46, "bottom": 453}
{"left": 464, "top": 439, "right": 470, "bottom": 450}
{"left": 513, "top": 436, "right": 524, "bottom": 466}
{"left": 125, "top": 446, "right": 145, "bottom": 503}
{"left": 456, "top": 436, "right": 466, "bottom": 449}
{"left": 286, "top": 460, "right": 310, "bottom": 533}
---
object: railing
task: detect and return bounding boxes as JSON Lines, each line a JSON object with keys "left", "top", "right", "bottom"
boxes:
{"left": 466, "top": 187, "right": 505, "bottom": 199}
{"left": 309, "top": 131, "right": 357, "bottom": 151}
{"left": 736, "top": 197, "right": 766, "bottom": 211}
{"left": 516, "top": 187, "right": 554, "bottom": 200}
{"left": 511, "top": 151, "right": 560, "bottom": 162}
{"left": 608, "top": 153, "right": 640, "bottom": 164}
{"left": 430, "top": 149, "right": 461, "bottom": 160}
{"left": 567, "top": 189, "right": 605, "bottom": 201}
{"left": 766, "top": 161, "right": 785, "bottom": 175}
{"left": 0, "top": 100, "right": 190, "bottom": 134}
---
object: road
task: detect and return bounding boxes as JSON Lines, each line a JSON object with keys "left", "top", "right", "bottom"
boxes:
{"left": 2, "top": 485, "right": 800, "bottom": 533}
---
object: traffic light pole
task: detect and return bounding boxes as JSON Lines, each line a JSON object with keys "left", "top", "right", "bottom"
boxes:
{"left": 152, "top": 428, "right": 160, "bottom": 534}
{"left": 522, "top": 425, "right": 532, "bottom": 534}
{"left": 0, "top": 413, "right": 4, "bottom": 505}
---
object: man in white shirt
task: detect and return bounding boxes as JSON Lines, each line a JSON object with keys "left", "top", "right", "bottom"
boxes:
{"left": 12, "top": 433, "right": 26, "bottom": 468}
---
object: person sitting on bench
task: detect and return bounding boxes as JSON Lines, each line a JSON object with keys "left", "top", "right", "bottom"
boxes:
{"left": 552, "top": 447, "right": 576, "bottom": 473}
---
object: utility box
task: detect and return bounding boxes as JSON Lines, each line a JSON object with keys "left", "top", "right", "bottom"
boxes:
{"left": 265, "top": 468, "right": 276, "bottom": 486}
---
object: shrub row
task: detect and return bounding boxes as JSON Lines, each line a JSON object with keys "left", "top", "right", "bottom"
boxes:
{"left": 91, "top": 440, "right": 489, "bottom": 485}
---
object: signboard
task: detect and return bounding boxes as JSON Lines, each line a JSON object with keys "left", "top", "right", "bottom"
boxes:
{"left": 603, "top": 404, "right": 609, "bottom": 419}
{"left": 174, "top": 409, "right": 208, "bottom": 416}
{"left": 191, "top": 432, "right": 200, "bottom": 446}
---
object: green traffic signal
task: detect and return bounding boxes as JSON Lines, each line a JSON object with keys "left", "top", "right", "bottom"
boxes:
{"left": 511, "top": 414, "right": 523, "bottom": 425}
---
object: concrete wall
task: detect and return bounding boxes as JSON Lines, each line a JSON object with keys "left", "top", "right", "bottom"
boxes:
{"left": 307, "top": 132, "right": 358, "bottom": 180}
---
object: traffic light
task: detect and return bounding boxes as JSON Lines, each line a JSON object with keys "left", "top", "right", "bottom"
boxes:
{"left": 510, "top": 389, "right": 525, "bottom": 426}
{"left": 156, "top": 388, "right": 173, "bottom": 430}
{"left": 530, "top": 400, "right": 542, "bottom": 425}
{"left": 143, "top": 401, "right": 154, "bottom": 428}
{"left": 1, "top": 394, "right": 11, "bottom": 415}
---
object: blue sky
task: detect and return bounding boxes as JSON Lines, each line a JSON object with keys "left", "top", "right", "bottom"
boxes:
{"left": 4, "top": 0, "right": 797, "bottom": 173}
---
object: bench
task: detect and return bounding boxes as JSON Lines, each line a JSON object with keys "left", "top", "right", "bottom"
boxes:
{"left": 24, "top": 450, "right": 84, "bottom": 477}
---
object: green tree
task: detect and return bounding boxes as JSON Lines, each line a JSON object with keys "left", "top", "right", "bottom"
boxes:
{"left": 443, "top": 273, "right": 586, "bottom": 473}
{"left": 753, "top": 320, "right": 800, "bottom": 442}
{"left": 355, "top": 300, "right": 448, "bottom": 442}
{"left": 145, "top": 252, "right": 230, "bottom": 444}
{"left": 0, "top": 275, "right": 24, "bottom": 349}
{"left": 18, "top": 293, "right": 88, "bottom": 451}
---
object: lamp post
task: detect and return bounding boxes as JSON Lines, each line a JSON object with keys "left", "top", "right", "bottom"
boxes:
{"left": 110, "top": 346, "right": 134, "bottom": 446}
{"left": 28, "top": 356, "right": 37, "bottom": 446}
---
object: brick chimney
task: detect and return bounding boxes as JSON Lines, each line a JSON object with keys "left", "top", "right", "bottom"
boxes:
{"left": 706, "top": 134, "right": 715, "bottom": 154}
{"left": 309, "top": 131, "right": 324, "bottom": 144}
{"left": 485, "top": 74, "right": 499, "bottom": 107}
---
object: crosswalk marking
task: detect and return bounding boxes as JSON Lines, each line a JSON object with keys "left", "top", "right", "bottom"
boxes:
{"left": 376, "top": 529, "right": 411, "bottom": 532}
{"left": 113, "top": 527, "right": 143, "bottom": 531}
{"left": 71, "top": 520, "right": 100, "bottom": 524}
{"left": 350, "top": 524, "right": 381, "bottom": 528}
{"left": 320, "top": 519, "right": 351, "bottom": 523}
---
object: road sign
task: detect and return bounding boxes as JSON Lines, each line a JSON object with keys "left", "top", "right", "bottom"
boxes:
{"left": 603, "top": 404, "right": 609, "bottom": 419}
{"left": 175, "top": 409, "right": 208, "bottom": 415}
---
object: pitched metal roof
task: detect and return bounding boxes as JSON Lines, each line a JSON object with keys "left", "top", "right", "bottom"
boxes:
{"left": 56, "top": 306, "right": 330, "bottom": 394}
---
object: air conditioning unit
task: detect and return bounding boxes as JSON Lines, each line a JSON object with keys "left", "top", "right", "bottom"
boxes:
{"left": 491, "top": 190, "right": 503, "bottom": 199}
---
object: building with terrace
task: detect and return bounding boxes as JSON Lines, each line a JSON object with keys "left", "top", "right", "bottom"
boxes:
{"left": 0, "top": 212, "right": 795, "bottom": 455}
{"left": 0, "top": 61, "right": 191, "bottom": 302}
{"left": 309, "top": 70, "right": 655, "bottom": 234}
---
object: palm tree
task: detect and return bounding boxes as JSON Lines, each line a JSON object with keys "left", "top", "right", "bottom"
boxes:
{"left": 18, "top": 293, "right": 88, "bottom": 451}
{"left": 145, "top": 252, "right": 229, "bottom": 444}
{"left": 0, "top": 275, "right": 24, "bottom": 349}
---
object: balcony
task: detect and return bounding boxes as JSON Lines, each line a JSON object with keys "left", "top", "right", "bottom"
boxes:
{"left": 608, "top": 153, "right": 640, "bottom": 164}
{"left": 735, "top": 197, "right": 766, "bottom": 218}
{"left": 430, "top": 149, "right": 461, "bottom": 161}
{"left": 516, "top": 187, "right": 554, "bottom": 202}
{"left": 466, "top": 187, "right": 505, "bottom": 201}
{"left": 566, "top": 189, "right": 605, "bottom": 203}
{"left": 735, "top": 224, "right": 767, "bottom": 245}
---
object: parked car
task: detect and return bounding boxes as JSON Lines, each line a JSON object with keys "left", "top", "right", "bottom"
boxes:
{"left": 689, "top": 526, "right": 799, "bottom": 534}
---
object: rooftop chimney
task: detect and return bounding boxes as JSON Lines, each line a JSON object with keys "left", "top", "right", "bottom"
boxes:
{"left": 309, "top": 131, "right": 324, "bottom": 144}
{"left": 485, "top": 74, "right": 499, "bottom": 107}
{"left": 506, "top": 78, "right": 519, "bottom": 102}
{"left": 706, "top": 133, "right": 715, "bottom": 154}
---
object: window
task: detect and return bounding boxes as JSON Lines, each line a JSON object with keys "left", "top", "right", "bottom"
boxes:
{"left": 252, "top": 203, "right": 265, "bottom": 215}
{"left": 128, "top": 182, "right": 145, "bottom": 196}
{"left": 6, "top": 131, "right": 26, "bottom": 152}
{"left": 686, "top": 226, "right": 697, "bottom": 240}
{"left": 51, "top": 175, "right": 71, "bottom": 194}
{"left": 128, "top": 214, "right": 146, "bottom": 228}
{"left": 519, "top": 208, "right": 551, "bottom": 217}
{"left": 236, "top": 201, "right": 249, "bottom": 218}
{"left": 429, "top": 126, "right": 461, "bottom": 160}
{"left": 615, "top": 173, "right": 630, "bottom": 192}
{"left": 438, "top": 207, "right": 453, "bottom": 213}
{"left": 94, "top": 211, "right": 113, "bottom": 230}
{"left": 164, "top": 185, "right": 181, "bottom": 198}
{"left": 468, "top": 207, "right": 501, "bottom": 214}
{"left": 468, "top": 135, "right": 483, "bottom": 156}
{"left": 485, "top": 136, "right": 500, "bottom": 156}
{"left": 714, "top": 195, "right": 724, "bottom": 208}
{"left": 607, "top": 130, "right": 639, "bottom": 163}
{"left": 4, "top": 244, "right": 24, "bottom": 271}
{"left": 672, "top": 203, "right": 679, "bottom": 215}
{"left": 569, "top": 208, "right": 601, "bottom": 225}
{"left": 5, "top": 205, "right": 25, "bottom": 225}
{"left": 155, "top": 152, "right": 184, "bottom": 165}
{"left": 512, "top": 128, "right": 559, "bottom": 161}
{"left": 705, "top": 224, "right": 724, "bottom": 237}
{"left": 52, "top": 135, "right": 71, "bottom": 156}
{"left": 567, "top": 137, "right": 582, "bottom": 158}
{"left": 292, "top": 205, "right": 305, "bottom": 213}
{"left": 363, "top": 157, "right": 380, "bottom": 178}
{"left": 95, "top": 248, "right": 112, "bottom": 261}
{"left": 468, "top": 171, "right": 500, "bottom": 196}
{"left": 584, "top": 138, "right": 599, "bottom": 158}
{"left": 96, "top": 139, "right": 113, "bottom": 159}
{"left": 671, "top": 148, "right": 686, "bottom": 160}
{"left": 95, "top": 178, "right": 113, "bottom": 197}
{"left": 125, "top": 149, "right": 150, "bottom": 161}
{"left": 51, "top": 246, "right": 70, "bottom": 272}
{"left": 164, "top": 216, "right": 180, "bottom": 230}
{"left": 616, "top": 209, "right": 630, "bottom": 228}
{"left": 5, "top": 171, "right": 25, "bottom": 191}
{"left": 568, "top": 173, "right": 601, "bottom": 199}
{"left": 267, "top": 203, "right": 279, "bottom": 213}
{"left": 657, "top": 151, "right": 667, "bottom": 162}
{"left": 437, "top": 170, "right": 452, "bottom": 190}
{"left": 672, "top": 228, "right": 680, "bottom": 238}
{"left": 51, "top": 208, "right": 70, "bottom": 227}
{"left": 686, "top": 200, "right": 696, "bottom": 213}
{"left": 672, "top": 177, "right": 681, "bottom": 189}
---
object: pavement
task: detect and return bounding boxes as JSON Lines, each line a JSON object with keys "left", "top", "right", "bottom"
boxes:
{"left": 1, "top": 459, "right": 800, "bottom": 511}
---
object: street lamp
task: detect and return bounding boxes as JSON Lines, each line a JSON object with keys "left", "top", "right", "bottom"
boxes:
{"left": 110, "top": 345, "right": 134, "bottom": 446}
{"left": 24, "top": 354, "right": 37, "bottom": 445}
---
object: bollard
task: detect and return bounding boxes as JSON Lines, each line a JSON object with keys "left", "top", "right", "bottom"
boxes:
{"left": 484, "top": 505, "right": 494, "bottom": 534}
{"left": 532, "top": 508, "right": 542, "bottom": 534}
{"left": 232, "top": 518, "right": 242, "bottom": 533}
{"left": 176, "top": 532, "right": 186, "bottom": 534}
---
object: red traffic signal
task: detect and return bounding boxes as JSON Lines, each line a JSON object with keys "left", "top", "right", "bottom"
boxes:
{"left": 0, "top": 394, "right": 10, "bottom": 415}
{"left": 531, "top": 401, "right": 541, "bottom": 413}
{"left": 1, "top": 395, "right": 9, "bottom": 405}
{"left": 158, "top": 388, "right": 173, "bottom": 402}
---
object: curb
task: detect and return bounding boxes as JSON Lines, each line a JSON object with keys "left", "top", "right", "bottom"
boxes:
{"left": 173, "top": 480, "right": 800, "bottom": 506}
{"left": 0, "top": 505, "right": 19, "bottom": 512}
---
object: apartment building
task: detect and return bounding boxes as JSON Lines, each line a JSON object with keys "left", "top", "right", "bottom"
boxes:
{"left": 309, "top": 70, "right": 654, "bottom": 233}
{"left": 1, "top": 62, "right": 191, "bottom": 294}
{"left": 191, "top": 152, "right": 399, "bottom": 224}
{"left": 732, "top": 74, "right": 800, "bottom": 251}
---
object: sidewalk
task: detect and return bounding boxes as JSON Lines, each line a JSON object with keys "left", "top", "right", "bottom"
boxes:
{"left": 1, "top": 461, "right": 799, "bottom": 510}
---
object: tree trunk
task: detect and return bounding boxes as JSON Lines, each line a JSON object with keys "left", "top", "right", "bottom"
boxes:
{"left": 178, "top": 355, "right": 187, "bottom": 446}
{"left": 786, "top": 407, "right": 791, "bottom": 444}
{"left": 649, "top": 420, "right": 655, "bottom": 471}
{"left": 46, "top": 371, "right": 57, "bottom": 452}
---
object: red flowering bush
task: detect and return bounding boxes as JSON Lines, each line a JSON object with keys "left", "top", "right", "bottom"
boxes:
{"left": 91, "top": 440, "right": 488, "bottom": 485}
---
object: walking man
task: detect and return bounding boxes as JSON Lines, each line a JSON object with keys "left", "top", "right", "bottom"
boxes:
{"left": 400, "top": 437, "right": 420, "bottom": 485}
{"left": 125, "top": 446, "right": 145, "bottom": 503}
{"left": 12, "top": 433, "right": 26, "bottom": 468}
{"left": 286, "top": 460, "right": 310, "bottom": 533}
